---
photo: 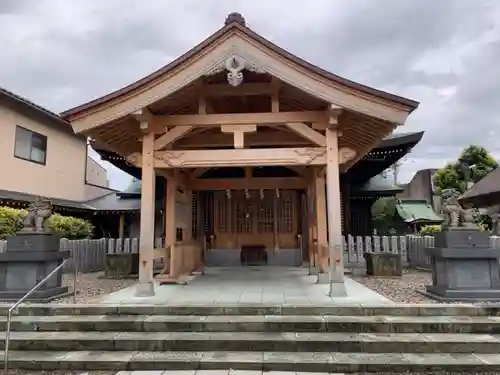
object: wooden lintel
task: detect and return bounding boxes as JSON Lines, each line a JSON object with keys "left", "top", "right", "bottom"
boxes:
{"left": 154, "top": 126, "right": 193, "bottom": 150}
{"left": 149, "top": 111, "right": 326, "bottom": 131}
{"left": 127, "top": 147, "right": 327, "bottom": 168}
{"left": 192, "top": 177, "right": 307, "bottom": 190}
{"left": 203, "top": 83, "right": 274, "bottom": 97}
{"left": 285, "top": 123, "right": 326, "bottom": 146}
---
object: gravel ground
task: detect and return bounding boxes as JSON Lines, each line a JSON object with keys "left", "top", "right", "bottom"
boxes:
{"left": 58, "top": 271, "right": 136, "bottom": 303}
{"left": 349, "top": 268, "right": 436, "bottom": 303}
{"left": 350, "top": 268, "right": 500, "bottom": 305}
{"left": 0, "top": 271, "right": 136, "bottom": 305}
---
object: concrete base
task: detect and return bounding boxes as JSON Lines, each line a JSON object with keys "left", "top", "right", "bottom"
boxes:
{"left": 134, "top": 282, "right": 155, "bottom": 297}
{"left": 422, "top": 285, "right": 500, "bottom": 302}
{"left": 0, "top": 286, "right": 70, "bottom": 302}
{"left": 309, "top": 265, "right": 319, "bottom": 275}
{"left": 316, "top": 272, "right": 329, "bottom": 284}
{"left": 96, "top": 266, "right": 391, "bottom": 305}
{"left": 329, "top": 281, "right": 347, "bottom": 297}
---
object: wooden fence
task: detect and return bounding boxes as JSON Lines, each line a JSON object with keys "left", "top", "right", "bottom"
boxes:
{"left": 1, "top": 235, "right": 499, "bottom": 273}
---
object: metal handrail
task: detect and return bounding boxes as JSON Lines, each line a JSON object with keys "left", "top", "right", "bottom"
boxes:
{"left": 4, "top": 258, "right": 78, "bottom": 374}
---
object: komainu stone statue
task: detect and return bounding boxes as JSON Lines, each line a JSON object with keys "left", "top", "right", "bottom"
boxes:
{"left": 487, "top": 205, "right": 500, "bottom": 236}
{"left": 20, "top": 196, "right": 53, "bottom": 233}
{"left": 440, "top": 188, "right": 479, "bottom": 230}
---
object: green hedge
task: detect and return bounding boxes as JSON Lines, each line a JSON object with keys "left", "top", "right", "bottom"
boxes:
{"left": 0, "top": 206, "right": 93, "bottom": 240}
{"left": 418, "top": 225, "right": 442, "bottom": 235}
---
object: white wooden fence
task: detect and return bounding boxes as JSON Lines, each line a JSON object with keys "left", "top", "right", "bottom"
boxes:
{"left": 1, "top": 235, "right": 499, "bottom": 273}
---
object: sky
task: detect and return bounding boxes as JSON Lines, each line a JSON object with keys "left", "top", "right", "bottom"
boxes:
{"left": 1, "top": 0, "right": 499, "bottom": 190}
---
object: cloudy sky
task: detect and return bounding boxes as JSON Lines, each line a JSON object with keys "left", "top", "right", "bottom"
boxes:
{"left": 1, "top": 0, "right": 499, "bottom": 190}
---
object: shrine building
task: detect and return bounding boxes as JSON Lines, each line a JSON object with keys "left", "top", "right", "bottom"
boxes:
{"left": 62, "top": 13, "right": 420, "bottom": 296}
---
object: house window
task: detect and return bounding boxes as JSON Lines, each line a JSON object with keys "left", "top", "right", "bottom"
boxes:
{"left": 14, "top": 126, "right": 47, "bottom": 165}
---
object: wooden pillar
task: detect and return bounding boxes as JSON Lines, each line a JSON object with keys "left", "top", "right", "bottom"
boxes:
{"left": 185, "top": 190, "right": 194, "bottom": 273}
{"left": 165, "top": 175, "right": 179, "bottom": 278}
{"left": 315, "top": 170, "right": 328, "bottom": 283}
{"left": 306, "top": 183, "right": 317, "bottom": 274}
{"left": 186, "top": 190, "right": 193, "bottom": 242}
{"left": 136, "top": 131, "right": 156, "bottom": 297}
{"left": 325, "top": 128, "right": 346, "bottom": 295}
{"left": 118, "top": 214, "right": 125, "bottom": 239}
{"left": 273, "top": 192, "right": 279, "bottom": 251}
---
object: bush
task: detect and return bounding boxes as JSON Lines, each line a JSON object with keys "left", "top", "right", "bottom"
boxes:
{"left": 419, "top": 225, "right": 442, "bottom": 235}
{"left": 0, "top": 206, "right": 93, "bottom": 240}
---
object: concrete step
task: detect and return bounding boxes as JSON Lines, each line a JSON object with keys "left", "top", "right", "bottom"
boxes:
{"left": 1, "top": 331, "right": 499, "bottom": 353}
{"left": 1, "top": 303, "right": 498, "bottom": 317}
{"left": 3, "top": 350, "right": 500, "bottom": 372}
{"left": 2, "top": 314, "right": 500, "bottom": 333}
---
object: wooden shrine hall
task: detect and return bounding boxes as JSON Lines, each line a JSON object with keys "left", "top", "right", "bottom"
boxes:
{"left": 62, "top": 13, "right": 419, "bottom": 296}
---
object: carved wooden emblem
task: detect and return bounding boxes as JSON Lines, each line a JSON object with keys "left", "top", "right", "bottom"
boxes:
{"left": 294, "top": 148, "right": 327, "bottom": 165}
{"left": 158, "top": 151, "right": 186, "bottom": 167}
{"left": 205, "top": 54, "right": 266, "bottom": 86}
{"left": 338, "top": 147, "right": 356, "bottom": 164}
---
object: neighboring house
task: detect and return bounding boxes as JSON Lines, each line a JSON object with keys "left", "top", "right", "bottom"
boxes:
{"left": 0, "top": 86, "right": 116, "bottom": 218}
{"left": 398, "top": 168, "right": 441, "bottom": 213}
{"left": 459, "top": 166, "right": 500, "bottom": 208}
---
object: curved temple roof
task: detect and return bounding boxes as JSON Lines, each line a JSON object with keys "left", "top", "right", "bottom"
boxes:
{"left": 61, "top": 12, "right": 418, "bottom": 121}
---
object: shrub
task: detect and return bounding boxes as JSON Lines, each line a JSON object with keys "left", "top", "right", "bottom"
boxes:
{"left": 49, "top": 213, "right": 94, "bottom": 239}
{"left": 0, "top": 206, "right": 93, "bottom": 240}
{"left": 419, "top": 225, "right": 442, "bottom": 235}
{"left": 0, "top": 207, "right": 24, "bottom": 239}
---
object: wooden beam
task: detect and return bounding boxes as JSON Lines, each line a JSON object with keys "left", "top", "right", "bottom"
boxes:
{"left": 176, "top": 129, "right": 312, "bottom": 148}
{"left": 221, "top": 124, "right": 257, "bottom": 149}
{"left": 285, "top": 123, "right": 326, "bottom": 146}
{"left": 132, "top": 108, "right": 154, "bottom": 130}
{"left": 127, "top": 147, "right": 327, "bottom": 168}
{"left": 191, "top": 177, "right": 308, "bottom": 190}
{"left": 149, "top": 111, "right": 326, "bottom": 131}
{"left": 203, "top": 83, "right": 274, "bottom": 97}
{"left": 156, "top": 168, "right": 190, "bottom": 189}
{"left": 271, "top": 77, "right": 280, "bottom": 113}
{"left": 154, "top": 126, "right": 193, "bottom": 150}
{"left": 328, "top": 104, "right": 343, "bottom": 128}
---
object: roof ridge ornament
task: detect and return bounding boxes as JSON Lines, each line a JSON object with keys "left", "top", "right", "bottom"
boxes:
{"left": 225, "top": 12, "right": 246, "bottom": 27}
{"left": 205, "top": 53, "right": 266, "bottom": 86}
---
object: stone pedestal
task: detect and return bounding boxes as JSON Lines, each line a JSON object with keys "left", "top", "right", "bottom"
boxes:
{"left": 364, "top": 252, "right": 402, "bottom": 277}
{"left": 423, "top": 229, "right": 500, "bottom": 302}
{"left": 105, "top": 253, "right": 139, "bottom": 278}
{"left": 0, "top": 233, "right": 70, "bottom": 302}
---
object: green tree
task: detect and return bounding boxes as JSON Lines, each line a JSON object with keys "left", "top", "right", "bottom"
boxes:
{"left": 371, "top": 197, "right": 397, "bottom": 234}
{"left": 433, "top": 145, "right": 498, "bottom": 194}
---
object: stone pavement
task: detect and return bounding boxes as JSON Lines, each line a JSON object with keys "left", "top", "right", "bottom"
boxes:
{"left": 114, "top": 371, "right": 345, "bottom": 375}
{"left": 96, "top": 266, "right": 390, "bottom": 305}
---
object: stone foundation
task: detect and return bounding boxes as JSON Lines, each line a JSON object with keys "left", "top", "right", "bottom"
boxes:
{"left": 424, "top": 229, "right": 500, "bottom": 302}
{"left": 364, "top": 252, "right": 402, "bottom": 277}
{"left": 0, "top": 233, "right": 70, "bottom": 302}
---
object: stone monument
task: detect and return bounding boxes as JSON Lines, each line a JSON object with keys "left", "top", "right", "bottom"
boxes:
{"left": 423, "top": 189, "right": 500, "bottom": 302}
{"left": 0, "top": 196, "right": 70, "bottom": 302}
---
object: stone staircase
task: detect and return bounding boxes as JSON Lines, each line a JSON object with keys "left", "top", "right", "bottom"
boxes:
{"left": 1, "top": 303, "right": 500, "bottom": 372}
